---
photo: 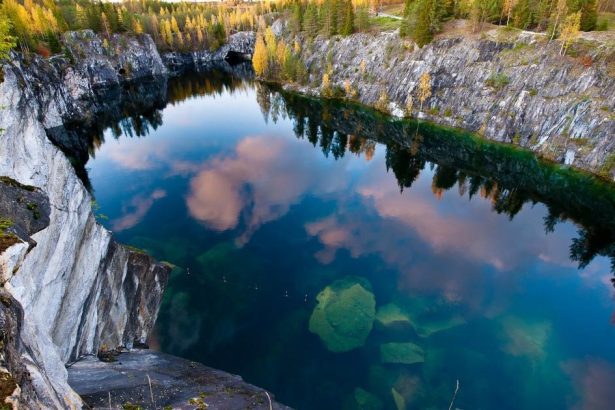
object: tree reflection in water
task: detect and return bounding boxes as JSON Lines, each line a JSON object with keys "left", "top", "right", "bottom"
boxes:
{"left": 69, "top": 68, "right": 615, "bottom": 281}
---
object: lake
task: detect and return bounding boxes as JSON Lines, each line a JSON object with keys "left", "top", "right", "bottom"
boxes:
{"left": 85, "top": 68, "right": 615, "bottom": 410}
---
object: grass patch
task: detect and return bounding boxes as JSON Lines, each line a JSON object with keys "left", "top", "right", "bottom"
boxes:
{"left": 599, "top": 153, "right": 615, "bottom": 178}
{"left": 596, "top": 12, "right": 615, "bottom": 31}
{"left": 369, "top": 16, "right": 401, "bottom": 32}
{"left": 485, "top": 72, "right": 510, "bottom": 89}
{"left": 124, "top": 244, "right": 149, "bottom": 256}
{"left": 0, "top": 176, "right": 36, "bottom": 192}
{"left": 0, "top": 218, "right": 19, "bottom": 253}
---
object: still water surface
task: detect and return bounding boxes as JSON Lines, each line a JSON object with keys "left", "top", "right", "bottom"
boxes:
{"left": 86, "top": 71, "right": 615, "bottom": 410}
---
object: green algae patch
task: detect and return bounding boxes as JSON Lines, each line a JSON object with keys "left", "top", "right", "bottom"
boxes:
{"left": 391, "top": 387, "right": 405, "bottom": 410}
{"left": 379, "top": 297, "right": 466, "bottom": 338}
{"left": 380, "top": 342, "right": 424, "bottom": 365}
{"left": 412, "top": 315, "right": 466, "bottom": 338}
{"left": 343, "top": 387, "right": 383, "bottom": 410}
{"left": 309, "top": 276, "right": 376, "bottom": 352}
{"left": 499, "top": 316, "right": 551, "bottom": 358}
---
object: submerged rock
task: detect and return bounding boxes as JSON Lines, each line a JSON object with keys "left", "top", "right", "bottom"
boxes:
{"left": 343, "top": 387, "right": 383, "bottom": 410}
{"left": 499, "top": 316, "right": 551, "bottom": 358}
{"left": 375, "top": 303, "right": 412, "bottom": 328}
{"left": 376, "top": 298, "right": 466, "bottom": 338}
{"left": 309, "top": 277, "right": 376, "bottom": 352}
{"left": 380, "top": 342, "right": 425, "bottom": 365}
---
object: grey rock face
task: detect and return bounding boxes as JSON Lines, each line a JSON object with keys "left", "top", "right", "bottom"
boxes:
{"left": 283, "top": 29, "right": 615, "bottom": 177}
{"left": 0, "top": 28, "right": 259, "bottom": 409}
{"left": 0, "top": 177, "right": 50, "bottom": 252}
{"left": 0, "top": 32, "right": 173, "bottom": 409}
{"left": 0, "top": 289, "right": 40, "bottom": 409}
{"left": 68, "top": 349, "right": 291, "bottom": 410}
{"left": 162, "top": 31, "right": 256, "bottom": 75}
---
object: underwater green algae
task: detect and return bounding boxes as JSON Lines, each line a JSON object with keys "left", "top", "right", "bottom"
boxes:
{"left": 499, "top": 316, "right": 551, "bottom": 358}
{"left": 376, "top": 298, "right": 466, "bottom": 338}
{"left": 380, "top": 342, "right": 425, "bottom": 365}
{"left": 343, "top": 387, "right": 383, "bottom": 410}
{"left": 375, "top": 304, "right": 412, "bottom": 328}
{"left": 308, "top": 276, "right": 376, "bottom": 352}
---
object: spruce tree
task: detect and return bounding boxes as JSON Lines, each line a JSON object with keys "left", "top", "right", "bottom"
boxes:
{"left": 340, "top": 0, "right": 354, "bottom": 35}
{"left": 413, "top": 0, "right": 433, "bottom": 46}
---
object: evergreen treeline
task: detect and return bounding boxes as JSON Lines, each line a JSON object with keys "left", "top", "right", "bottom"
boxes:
{"left": 284, "top": 0, "right": 370, "bottom": 37}
{"left": 0, "top": 0, "right": 606, "bottom": 59}
{"left": 276, "top": 0, "right": 601, "bottom": 47}
{"left": 1, "top": 0, "right": 275, "bottom": 56}
{"left": 397, "top": 0, "right": 600, "bottom": 46}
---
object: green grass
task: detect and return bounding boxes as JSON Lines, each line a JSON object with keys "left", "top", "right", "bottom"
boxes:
{"left": 485, "top": 73, "right": 511, "bottom": 89}
{"left": 596, "top": 12, "right": 615, "bottom": 31}
{"left": 0, "top": 176, "right": 36, "bottom": 191}
{"left": 0, "top": 217, "right": 19, "bottom": 253}
{"left": 369, "top": 16, "right": 401, "bottom": 32}
{"left": 124, "top": 244, "right": 149, "bottom": 256}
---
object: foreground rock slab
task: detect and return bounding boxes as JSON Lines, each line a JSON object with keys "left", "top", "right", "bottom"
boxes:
{"left": 68, "top": 350, "right": 290, "bottom": 410}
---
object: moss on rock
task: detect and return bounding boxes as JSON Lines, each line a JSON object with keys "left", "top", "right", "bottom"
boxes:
{"left": 308, "top": 276, "right": 376, "bottom": 352}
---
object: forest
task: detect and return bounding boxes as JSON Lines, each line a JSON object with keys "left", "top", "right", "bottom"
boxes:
{"left": 0, "top": 0, "right": 612, "bottom": 58}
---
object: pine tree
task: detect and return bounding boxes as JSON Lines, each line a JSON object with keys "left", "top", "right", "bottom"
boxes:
{"left": 304, "top": 3, "right": 319, "bottom": 37}
{"left": 355, "top": 5, "right": 370, "bottom": 32}
{"left": 340, "top": 0, "right": 354, "bottom": 35}
{"left": 414, "top": 0, "right": 433, "bottom": 46}
{"left": 577, "top": 0, "right": 598, "bottom": 30}
{"left": 290, "top": 1, "right": 302, "bottom": 33}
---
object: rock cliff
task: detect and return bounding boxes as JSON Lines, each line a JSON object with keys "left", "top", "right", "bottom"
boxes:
{"left": 276, "top": 24, "right": 615, "bottom": 178}
{"left": 0, "top": 30, "right": 255, "bottom": 409}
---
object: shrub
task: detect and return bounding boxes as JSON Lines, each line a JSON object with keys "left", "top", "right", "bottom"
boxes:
{"left": 374, "top": 89, "right": 390, "bottom": 113}
{"left": 485, "top": 73, "right": 510, "bottom": 89}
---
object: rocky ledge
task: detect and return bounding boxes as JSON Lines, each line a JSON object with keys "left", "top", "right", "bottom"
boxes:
{"left": 0, "top": 30, "right": 256, "bottom": 409}
{"left": 68, "top": 349, "right": 289, "bottom": 410}
{"left": 274, "top": 22, "right": 615, "bottom": 178}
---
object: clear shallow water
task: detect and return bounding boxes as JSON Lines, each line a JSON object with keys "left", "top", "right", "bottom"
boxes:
{"left": 86, "top": 71, "right": 615, "bottom": 410}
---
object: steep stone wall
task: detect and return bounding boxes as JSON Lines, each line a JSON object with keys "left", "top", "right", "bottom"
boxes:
{"left": 0, "top": 28, "right": 258, "bottom": 409}
{"left": 276, "top": 24, "right": 615, "bottom": 178}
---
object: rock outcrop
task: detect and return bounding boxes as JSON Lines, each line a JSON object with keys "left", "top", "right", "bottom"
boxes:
{"left": 276, "top": 25, "right": 615, "bottom": 178}
{"left": 162, "top": 31, "right": 256, "bottom": 75}
{"left": 68, "top": 350, "right": 290, "bottom": 410}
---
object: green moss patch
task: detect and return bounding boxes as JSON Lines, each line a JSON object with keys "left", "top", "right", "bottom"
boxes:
{"left": 309, "top": 276, "right": 376, "bottom": 352}
{"left": 0, "top": 176, "right": 36, "bottom": 192}
{"left": 0, "top": 218, "right": 19, "bottom": 253}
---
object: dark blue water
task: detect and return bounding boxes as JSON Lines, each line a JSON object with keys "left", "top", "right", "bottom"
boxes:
{"left": 87, "top": 72, "right": 615, "bottom": 410}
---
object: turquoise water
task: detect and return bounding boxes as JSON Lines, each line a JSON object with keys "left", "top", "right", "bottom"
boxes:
{"left": 87, "top": 71, "right": 615, "bottom": 410}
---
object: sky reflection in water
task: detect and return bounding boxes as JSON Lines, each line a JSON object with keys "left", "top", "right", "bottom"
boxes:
{"left": 88, "top": 75, "right": 615, "bottom": 410}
